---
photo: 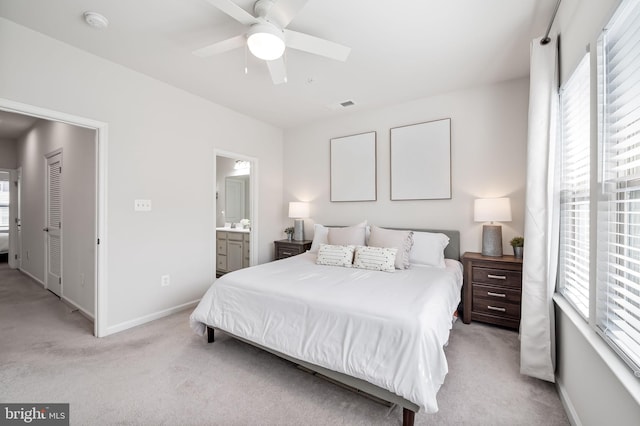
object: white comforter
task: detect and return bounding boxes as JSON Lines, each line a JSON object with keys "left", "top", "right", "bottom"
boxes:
{"left": 0, "top": 232, "right": 8, "bottom": 253}
{"left": 190, "top": 252, "right": 463, "bottom": 412}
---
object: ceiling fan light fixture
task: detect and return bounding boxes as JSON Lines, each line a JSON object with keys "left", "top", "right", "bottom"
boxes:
{"left": 247, "top": 23, "right": 285, "bottom": 61}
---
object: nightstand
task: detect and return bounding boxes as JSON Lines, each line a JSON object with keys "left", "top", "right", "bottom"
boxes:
{"left": 274, "top": 239, "right": 312, "bottom": 260}
{"left": 461, "top": 252, "right": 523, "bottom": 330}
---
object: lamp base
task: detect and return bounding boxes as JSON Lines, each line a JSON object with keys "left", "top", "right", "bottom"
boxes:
{"left": 293, "top": 219, "right": 305, "bottom": 241}
{"left": 482, "top": 224, "right": 503, "bottom": 257}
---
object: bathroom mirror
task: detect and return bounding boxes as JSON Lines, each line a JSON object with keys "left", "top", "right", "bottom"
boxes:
{"left": 225, "top": 175, "right": 250, "bottom": 224}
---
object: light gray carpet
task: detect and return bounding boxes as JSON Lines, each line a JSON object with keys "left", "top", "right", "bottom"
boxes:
{"left": 0, "top": 263, "right": 569, "bottom": 425}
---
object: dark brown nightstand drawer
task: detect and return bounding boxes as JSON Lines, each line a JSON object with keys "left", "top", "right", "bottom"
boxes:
{"left": 277, "top": 246, "right": 299, "bottom": 258}
{"left": 274, "top": 240, "right": 312, "bottom": 260}
{"left": 472, "top": 299, "right": 521, "bottom": 319}
{"left": 472, "top": 267, "right": 521, "bottom": 289}
{"left": 472, "top": 284, "right": 521, "bottom": 304}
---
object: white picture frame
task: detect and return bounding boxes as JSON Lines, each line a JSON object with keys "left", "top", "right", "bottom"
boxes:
{"left": 330, "top": 131, "right": 377, "bottom": 202}
{"left": 390, "top": 118, "right": 451, "bottom": 200}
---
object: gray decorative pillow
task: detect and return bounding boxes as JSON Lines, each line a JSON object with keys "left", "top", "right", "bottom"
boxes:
{"left": 353, "top": 246, "right": 397, "bottom": 272}
{"left": 316, "top": 244, "right": 355, "bottom": 267}
{"left": 367, "top": 226, "right": 414, "bottom": 269}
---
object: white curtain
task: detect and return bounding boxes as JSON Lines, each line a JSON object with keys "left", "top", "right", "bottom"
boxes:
{"left": 520, "top": 36, "right": 559, "bottom": 382}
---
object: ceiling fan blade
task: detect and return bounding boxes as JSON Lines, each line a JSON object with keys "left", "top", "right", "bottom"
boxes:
{"left": 205, "top": 0, "right": 258, "bottom": 26}
{"left": 193, "top": 35, "right": 246, "bottom": 57}
{"left": 284, "top": 29, "right": 351, "bottom": 62}
{"left": 267, "top": 0, "right": 310, "bottom": 28}
{"left": 266, "top": 57, "right": 287, "bottom": 85}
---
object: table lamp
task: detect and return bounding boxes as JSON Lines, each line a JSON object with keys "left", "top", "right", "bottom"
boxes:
{"left": 474, "top": 198, "right": 512, "bottom": 257}
{"left": 288, "top": 202, "right": 309, "bottom": 241}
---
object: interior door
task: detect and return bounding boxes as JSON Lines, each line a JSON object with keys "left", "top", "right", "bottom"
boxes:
{"left": 45, "top": 151, "right": 62, "bottom": 297}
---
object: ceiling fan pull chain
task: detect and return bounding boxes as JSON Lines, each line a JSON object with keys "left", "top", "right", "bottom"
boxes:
{"left": 244, "top": 43, "right": 248, "bottom": 75}
{"left": 283, "top": 50, "right": 288, "bottom": 83}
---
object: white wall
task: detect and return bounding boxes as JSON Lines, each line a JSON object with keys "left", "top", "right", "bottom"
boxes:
{"left": 16, "top": 120, "right": 96, "bottom": 316}
{"left": 283, "top": 78, "right": 529, "bottom": 255}
{"left": 0, "top": 18, "right": 284, "bottom": 332}
{"left": 0, "top": 138, "right": 17, "bottom": 169}
{"left": 551, "top": 0, "right": 640, "bottom": 424}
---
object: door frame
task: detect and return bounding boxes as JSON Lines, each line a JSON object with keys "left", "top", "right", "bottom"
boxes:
{"left": 0, "top": 166, "right": 21, "bottom": 270}
{"left": 0, "top": 98, "right": 108, "bottom": 338}
{"left": 214, "top": 149, "right": 258, "bottom": 275}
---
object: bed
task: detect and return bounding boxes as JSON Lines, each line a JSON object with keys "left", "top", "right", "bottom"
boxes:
{"left": 190, "top": 228, "right": 462, "bottom": 426}
{"left": 0, "top": 230, "right": 8, "bottom": 256}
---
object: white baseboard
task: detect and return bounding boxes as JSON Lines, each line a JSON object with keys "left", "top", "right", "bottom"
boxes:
{"left": 18, "top": 268, "right": 44, "bottom": 287}
{"left": 556, "top": 377, "right": 581, "bottom": 426}
{"left": 61, "top": 295, "right": 95, "bottom": 321}
{"left": 104, "top": 299, "right": 200, "bottom": 336}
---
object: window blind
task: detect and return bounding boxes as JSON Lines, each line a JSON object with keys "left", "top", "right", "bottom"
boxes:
{"left": 559, "top": 54, "right": 590, "bottom": 318}
{"left": 597, "top": 0, "right": 640, "bottom": 377}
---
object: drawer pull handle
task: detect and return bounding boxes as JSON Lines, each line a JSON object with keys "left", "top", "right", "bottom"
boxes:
{"left": 487, "top": 305, "right": 507, "bottom": 312}
{"left": 487, "top": 274, "right": 507, "bottom": 280}
{"left": 487, "top": 292, "right": 506, "bottom": 298}
{"left": 282, "top": 251, "right": 292, "bottom": 256}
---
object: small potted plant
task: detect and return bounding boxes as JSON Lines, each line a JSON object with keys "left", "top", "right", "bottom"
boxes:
{"left": 284, "top": 227, "right": 294, "bottom": 241}
{"left": 510, "top": 236, "right": 524, "bottom": 259}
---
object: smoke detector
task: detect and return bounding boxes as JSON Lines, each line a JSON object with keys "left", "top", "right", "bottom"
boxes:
{"left": 83, "top": 11, "right": 109, "bottom": 29}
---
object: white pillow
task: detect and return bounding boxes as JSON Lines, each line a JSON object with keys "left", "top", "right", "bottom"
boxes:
{"left": 353, "top": 246, "right": 397, "bottom": 272}
{"left": 367, "top": 226, "right": 414, "bottom": 269}
{"left": 409, "top": 232, "right": 450, "bottom": 268}
{"left": 309, "top": 224, "right": 329, "bottom": 253}
{"left": 316, "top": 244, "right": 355, "bottom": 267}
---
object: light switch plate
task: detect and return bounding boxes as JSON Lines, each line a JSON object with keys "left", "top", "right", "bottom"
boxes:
{"left": 134, "top": 199, "right": 152, "bottom": 211}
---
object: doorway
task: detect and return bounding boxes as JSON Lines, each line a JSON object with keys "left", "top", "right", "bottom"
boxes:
{"left": 215, "top": 151, "right": 258, "bottom": 277}
{"left": 0, "top": 171, "right": 9, "bottom": 264}
{"left": 0, "top": 98, "right": 107, "bottom": 337}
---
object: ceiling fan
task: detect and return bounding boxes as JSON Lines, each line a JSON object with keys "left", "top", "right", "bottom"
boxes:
{"left": 193, "top": 0, "right": 351, "bottom": 84}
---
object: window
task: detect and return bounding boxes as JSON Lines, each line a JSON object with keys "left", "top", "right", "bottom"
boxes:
{"left": 597, "top": 0, "right": 640, "bottom": 376}
{"left": 558, "top": 54, "right": 590, "bottom": 318}
{"left": 0, "top": 178, "right": 9, "bottom": 230}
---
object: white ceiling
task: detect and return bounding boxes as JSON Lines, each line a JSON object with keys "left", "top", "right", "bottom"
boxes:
{"left": 0, "top": 0, "right": 555, "bottom": 129}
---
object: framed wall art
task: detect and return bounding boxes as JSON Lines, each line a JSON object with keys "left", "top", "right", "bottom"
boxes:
{"left": 330, "top": 131, "right": 377, "bottom": 202}
{"left": 390, "top": 118, "right": 451, "bottom": 200}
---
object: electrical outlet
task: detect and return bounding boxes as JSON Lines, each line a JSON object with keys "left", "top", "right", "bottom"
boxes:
{"left": 80, "top": 273, "right": 85, "bottom": 287}
{"left": 134, "top": 199, "right": 152, "bottom": 211}
{"left": 26, "top": 250, "right": 29, "bottom": 260}
{"left": 161, "top": 275, "right": 170, "bottom": 287}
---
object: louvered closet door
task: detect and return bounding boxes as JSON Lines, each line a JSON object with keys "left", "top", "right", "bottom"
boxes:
{"left": 46, "top": 152, "right": 62, "bottom": 297}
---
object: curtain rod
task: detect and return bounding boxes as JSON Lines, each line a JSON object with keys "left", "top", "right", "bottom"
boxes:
{"left": 540, "top": 0, "right": 562, "bottom": 45}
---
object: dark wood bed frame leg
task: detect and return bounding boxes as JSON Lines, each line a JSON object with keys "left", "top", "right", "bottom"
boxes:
{"left": 207, "top": 326, "right": 215, "bottom": 343}
{"left": 402, "top": 408, "right": 415, "bottom": 426}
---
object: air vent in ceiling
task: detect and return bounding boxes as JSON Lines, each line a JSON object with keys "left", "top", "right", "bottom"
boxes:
{"left": 326, "top": 100, "right": 358, "bottom": 111}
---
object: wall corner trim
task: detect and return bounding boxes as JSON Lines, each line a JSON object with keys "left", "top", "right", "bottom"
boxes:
{"left": 555, "top": 377, "right": 582, "bottom": 426}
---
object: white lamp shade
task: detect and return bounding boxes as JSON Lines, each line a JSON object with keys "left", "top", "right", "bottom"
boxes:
{"left": 288, "top": 202, "right": 310, "bottom": 218}
{"left": 474, "top": 198, "right": 512, "bottom": 222}
{"left": 247, "top": 23, "right": 285, "bottom": 61}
